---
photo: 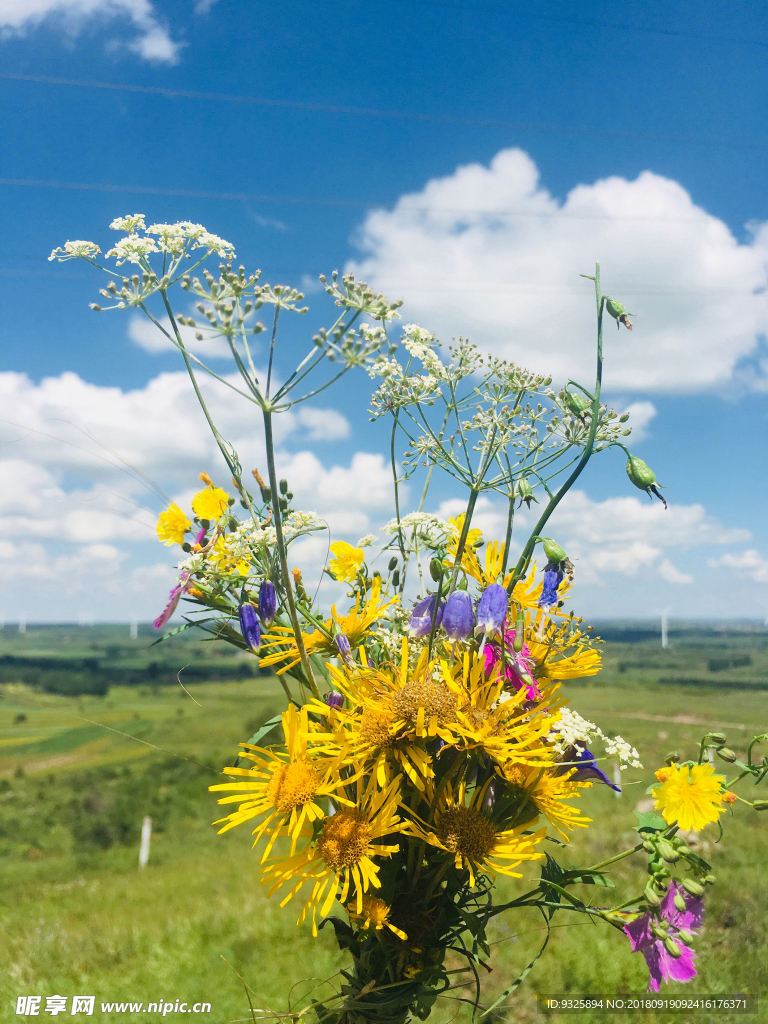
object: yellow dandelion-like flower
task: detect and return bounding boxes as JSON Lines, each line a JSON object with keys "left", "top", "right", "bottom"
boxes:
{"left": 347, "top": 895, "right": 408, "bottom": 940}
{"left": 156, "top": 503, "right": 191, "bottom": 546}
{"left": 524, "top": 608, "right": 601, "bottom": 681}
{"left": 329, "top": 541, "right": 365, "bottom": 582}
{"left": 192, "top": 484, "right": 230, "bottom": 520}
{"left": 653, "top": 761, "right": 726, "bottom": 832}
{"left": 260, "top": 576, "right": 397, "bottom": 675}
{"left": 501, "top": 762, "right": 592, "bottom": 839}
{"left": 207, "top": 535, "right": 250, "bottom": 577}
{"left": 261, "top": 775, "right": 405, "bottom": 936}
{"left": 209, "top": 703, "right": 359, "bottom": 858}
{"left": 407, "top": 779, "right": 546, "bottom": 886}
{"left": 655, "top": 767, "right": 674, "bottom": 783}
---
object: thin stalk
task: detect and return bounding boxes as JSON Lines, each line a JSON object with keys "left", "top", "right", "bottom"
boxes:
{"left": 263, "top": 408, "right": 320, "bottom": 699}
{"left": 266, "top": 306, "right": 280, "bottom": 397}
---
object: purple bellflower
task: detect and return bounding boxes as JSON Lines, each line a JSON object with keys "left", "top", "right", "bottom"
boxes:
{"left": 539, "top": 563, "right": 565, "bottom": 609}
{"left": 153, "top": 572, "right": 190, "bottom": 631}
{"left": 238, "top": 602, "right": 261, "bottom": 653}
{"left": 556, "top": 745, "right": 621, "bottom": 792}
{"left": 442, "top": 590, "right": 474, "bottom": 640}
{"left": 475, "top": 584, "right": 508, "bottom": 649}
{"left": 334, "top": 632, "right": 355, "bottom": 669}
{"left": 624, "top": 882, "right": 704, "bottom": 992}
{"left": 324, "top": 690, "right": 344, "bottom": 709}
{"left": 409, "top": 594, "right": 444, "bottom": 637}
{"left": 258, "top": 580, "right": 277, "bottom": 626}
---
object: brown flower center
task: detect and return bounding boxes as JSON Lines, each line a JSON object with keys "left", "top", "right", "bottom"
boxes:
{"left": 318, "top": 811, "right": 373, "bottom": 870}
{"left": 266, "top": 759, "right": 321, "bottom": 813}
{"left": 435, "top": 806, "right": 497, "bottom": 862}
{"left": 392, "top": 680, "right": 457, "bottom": 726}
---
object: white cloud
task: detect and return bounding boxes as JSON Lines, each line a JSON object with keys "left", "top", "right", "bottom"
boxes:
{"left": 0, "top": 0, "right": 181, "bottom": 62}
{"left": 659, "top": 558, "right": 693, "bottom": 585}
{"left": 127, "top": 314, "right": 231, "bottom": 359}
{"left": 295, "top": 407, "right": 350, "bottom": 441}
{"left": 620, "top": 400, "right": 657, "bottom": 441}
{"left": 348, "top": 148, "right": 768, "bottom": 393}
{"left": 709, "top": 549, "right": 768, "bottom": 584}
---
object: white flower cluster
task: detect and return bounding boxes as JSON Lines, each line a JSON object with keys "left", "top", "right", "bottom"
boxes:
{"left": 382, "top": 511, "right": 454, "bottom": 547}
{"left": 357, "top": 534, "right": 376, "bottom": 548}
{"left": 284, "top": 510, "right": 325, "bottom": 535}
{"left": 106, "top": 235, "right": 159, "bottom": 266}
{"left": 48, "top": 240, "right": 102, "bottom": 262}
{"left": 549, "top": 708, "right": 642, "bottom": 770}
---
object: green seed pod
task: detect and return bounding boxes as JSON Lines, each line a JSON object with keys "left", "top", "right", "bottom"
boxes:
{"left": 429, "top": 557, "right": 444, "bottom": 582}
{"left": 227, "top": 495, "right": 236, "bottom": 506}
{"left": 541, "top": 537, "right": 567, "bottom": 564}
{"left": 278, "top": 497, "right": 288, "bottom": 511}
{"left": 708, "top": 732, "right": 727, "bottom": 745}
{"left": 657, "top": 839, "right": 680, "bottom": 863}
{"left": 517, "top": 477, "right": 534, "bottom": 500}
{"left": 716, "top": 747, "right": 737, "bottom": 763}
{"left": 664, "top": 937, "right": 682, "bottom": 959}
{"left": 605, "top": 297, "right": 627, "bottom": 320}
{"left": 752, "top": 800, "right": 768, "bottom": 811}
{"left": 564, "top": 391, "right": 590, "bottom": 416}
{"left": 388, "top": 556, "right": 398, "bottom": 571}
{"left": 681, "top": 878, "right": 704, "bottom": 897}
{"left": 279, "top": 479, "right": 288, "bottom": 495}
{"left": 260, "top": 487, "right": 272, "bottom": 503}
{"left": 391, "top": 570, "right": 400, "bottom": 589}
{"left": 626, "top": 456, "right": 656, "bottom": 491}
{"left": 643, "top": 885, "right": 661, "bottom": 907}
{"left": 285, "top": 491, "right": 293, "bottom": 501}
{"left": 619, "top": 412, "right": 630, "bottom": 423}
{"left": 182, "top": 542, "right": 192, "bottom": 553}
{"left": 674, "top": 891, "right": 687, "bottom": 913}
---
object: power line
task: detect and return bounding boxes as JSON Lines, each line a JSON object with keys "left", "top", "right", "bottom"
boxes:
{"left": 0, "top": 176, "right": 753, "bottom": 227}
{"left": 1, "top": 73, "right": 766, "bottom": 153}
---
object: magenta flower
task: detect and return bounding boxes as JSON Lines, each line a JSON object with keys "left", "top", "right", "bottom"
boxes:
{"left": 483, "top": 627, "right": 540, "bottom": 699}
{"left": 624, "top": 882, "right": 704, "bottom": 993}
{"left": 153, "top": 572, "right": 190, "bottom": 631}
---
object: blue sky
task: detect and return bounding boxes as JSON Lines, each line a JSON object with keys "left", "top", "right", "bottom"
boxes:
{"left": 1, "top": 0, "right": 767, "bottom": 623}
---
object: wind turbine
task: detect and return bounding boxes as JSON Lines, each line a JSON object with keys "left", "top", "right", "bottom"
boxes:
{"left": 659, "top": 605, "right": 673, "bottom": 649}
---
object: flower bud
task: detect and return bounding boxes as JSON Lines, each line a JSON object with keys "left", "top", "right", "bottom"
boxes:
{"left": 279, "top": 478, "right": 288, "bottom": 495}
{"left": 517, "top": 476, "right": 537, "bottom": 508}
{"left": 626, "top": 456, "right": 667, "bottom": 508}
{"left": 541, "top": 537, "right": 567, "bottom": 564}
{"left": 703, "top": 874, "right": 716, "bottom": 884}
{"left": 716, "top": 747, "right": 737, "bottom": 763}
{"left": 238, "top": 602, "right": 261, "bottom": 653}
{"left": 676, "top": 929, "right": 694, "bottom": 945}
{"left": 442, "top": 590, "right": 474, "bottom": 641}
{"left": 392, "top": 569, "right": 400, "bottom": 589}
{"left": 657, "top": 839, "right": 680, "bottom": 863}
{"left": 681, "top": 878, "right": 704, "bottom": 897}
{"left": 388, "top": 556, "right": 398, "bottom": 571}
{"left": 708, "top": 732, "right": 727, "bottom": 744}
{"left": 409, "top": 595, "right": 443, "bottom": 637}
{"left": 564, "top": 391, "right": 590, "bottom": 415}
{"left": 475, "top": 584, "right": 508, "bottom": 638}
{"left": 324, "top": 690, "right": 344, "bottom": 709}
{"left": 674, "top": 891, "right": 687, "bottom": 913}
{"left": 664, "top": 751, "right": 681, "bottom": 765}
{"left": 663, "top": 937, "right": 682, "bottom": 959}
{"left": 752, "top": 800, "right": 768, "bottom": 811}
{"left": 643, "top": 884, "right": 661, "bottom": 906}
{"left": 513, "top": 609, "right": 525, "bottom": 652}
{"left": 429, "top": 557, "right": 444, "bottom": 582}
{"left": 258, "top": 580, "right": 277, "bottom": 626}
{"left": 260, "top": 487, "right": 272, "bottom": 503}
{"left": 334, "top": 632, "right": 355, "bottom": 669}
{"left": 642, "top": 840, "right": 655, "bottom": 853}
{"left": 605, "top": 297, "right": 634, "bottom": 330}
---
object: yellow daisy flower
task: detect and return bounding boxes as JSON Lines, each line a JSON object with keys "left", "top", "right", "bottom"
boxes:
{"left": 347, "top": 895, "right": 408, "bottom": 940}
{"left": 261, "top": 775, "right": 406, "bottom": 935}
{"left": 192, "top": 484, "right": 230, "bottom": 520}
{"left": 156, "top": 502, "right": 191, "bottom": 546}
{"left": 524, "top": 609, "right": 602, "bottom": 681}
{"left": 653, "top": 761, "right": 726, "bottom": 832}
{"left": 501, "top": 762, "right": 592, "bottom": 839}
{"left": 329, "top": 541, "right": 365, "bottom": 582}
{"left": 209, "top": 703, "right": 358, "bottom": 858}
{"left": 260, "top": 576, "right": 397, "bottom": 675}
{"left": 206, "top": 534, "right": 250, "bottom": 577}
{"left": 406, "top": 778, "right": 546, "bottom": 886}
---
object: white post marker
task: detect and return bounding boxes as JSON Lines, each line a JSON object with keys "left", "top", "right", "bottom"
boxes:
{"left": 138, "top": 816, "right": 152, "bottom": 869}
{"left": 708, "top": 748, "right": 715, "bottom": 766}
{"left": 661, "top": 611, "right": 669, "bottom": 649}
{"left": 613, "top": 762, "right": 622, "bottom": 799}
{"left": 130, "top": 619, "right": 138, "bottom": 640}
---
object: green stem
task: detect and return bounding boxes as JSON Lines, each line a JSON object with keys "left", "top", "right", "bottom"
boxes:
{"left": 263, "top": 408, "right": 320, "bottom": 699}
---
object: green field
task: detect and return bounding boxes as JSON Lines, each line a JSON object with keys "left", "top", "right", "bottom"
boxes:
{"left": 1, "top": 623, "right": 766, "bottom": 1024}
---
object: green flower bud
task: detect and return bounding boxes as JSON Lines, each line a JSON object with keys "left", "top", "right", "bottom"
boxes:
{"left": 708, "top": 732, "right": 727, "bottom": 745}
{"left": 388, "top": 556, "right": 398, "bottom": 571}
{"left": 665, "top": 751, "right": 681, "bottom": 765}
{"left": 564, "top": 391, "right": 590, "bottom": 415}
{"left": 677, "top": 929, "right": 694, "bottom": 945}
{"left": 716, "top": 747, "right": 737, "bottom": 763}
{"left": 703, "top": 874, "right": 716, "bottom": 884}
{"left": 260, "top": 487, "right": 272, "bottom": 503}
{"left": 605, "top": 297, "right": 635, "bottom": 330}
{"left": 517, "top": 477, "right": 537, "bottom": 508}
{"left": 664, "top": 937, "right": 682, "bottom": 959}
{"left": 541, "top": 537, "right": 567, "bottom": 564}
{"left": 429, "top": 557, "right": 444, "bottom": 582}
{"left": 513, "top": 609, "right": 525, "bottom": 652}
{"left": 657, "top": 839, "right": 680, "bottom": 863}
{"left": 752, "top": 800, "right": 768, "bottom": 811}
{"left": 642, "top": 840, "right": 655, "bottom": 853}
{"left": 619, "top": 412, "right": 630, "bottom": 423}
{"left": 279, "top": 478, "right": 289, "bottom": 495}
{"left": 674, "top": 891, "right": 687, "bottom": 913}
{"left": 681, "top": 878, "right": 704, "bottom": 897}
{"left": 456, "top": 576, "right": 468, "bottom": 591}
{"left": 643, "top": 885, "right": 661, "bottom": 907}
{"left": 626, "top": 456, "right": 667, "bottom": 508}
{"left": 391, "top": 570, "right": 400, "bottom": 589}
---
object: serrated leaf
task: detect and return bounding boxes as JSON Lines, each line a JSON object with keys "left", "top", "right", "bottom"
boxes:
{"left": 633, "top": 811, "right": 667, "bottom": 834}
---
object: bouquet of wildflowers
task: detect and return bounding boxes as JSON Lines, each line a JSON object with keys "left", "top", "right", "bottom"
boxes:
{"left": 52, "top": 219, "right": 767, "bottom": 1022}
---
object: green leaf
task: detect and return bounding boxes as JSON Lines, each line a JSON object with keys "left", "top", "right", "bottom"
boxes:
{"left": 633, "top": 811, "right": 667, "bottom": 834}
{"left": 149, "top": 618, "right": 214, "bottom": 645}
{"left": 565, "top": 870, "right": 615, "bottom": 888}
{"left": 243, "top": 713, "right": 283, "bottom": 748}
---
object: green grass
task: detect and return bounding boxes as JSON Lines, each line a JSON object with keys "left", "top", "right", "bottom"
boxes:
{"left": 1, "top": 637, "right": 767, "bottom": 1024}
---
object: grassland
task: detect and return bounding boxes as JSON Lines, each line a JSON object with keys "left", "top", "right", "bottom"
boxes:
{"left": 0, "top": 623, "right": 767, "bottom": 1024}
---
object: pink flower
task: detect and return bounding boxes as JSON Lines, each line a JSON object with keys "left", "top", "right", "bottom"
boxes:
{"left": 624, "top": 882, "right": 704, "bottom": 992}
{"left": 153, "top": 572, "right": 190, "bottom": 630}
{"left": 483, "top": 627, "right": 540, "bottom": 700}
